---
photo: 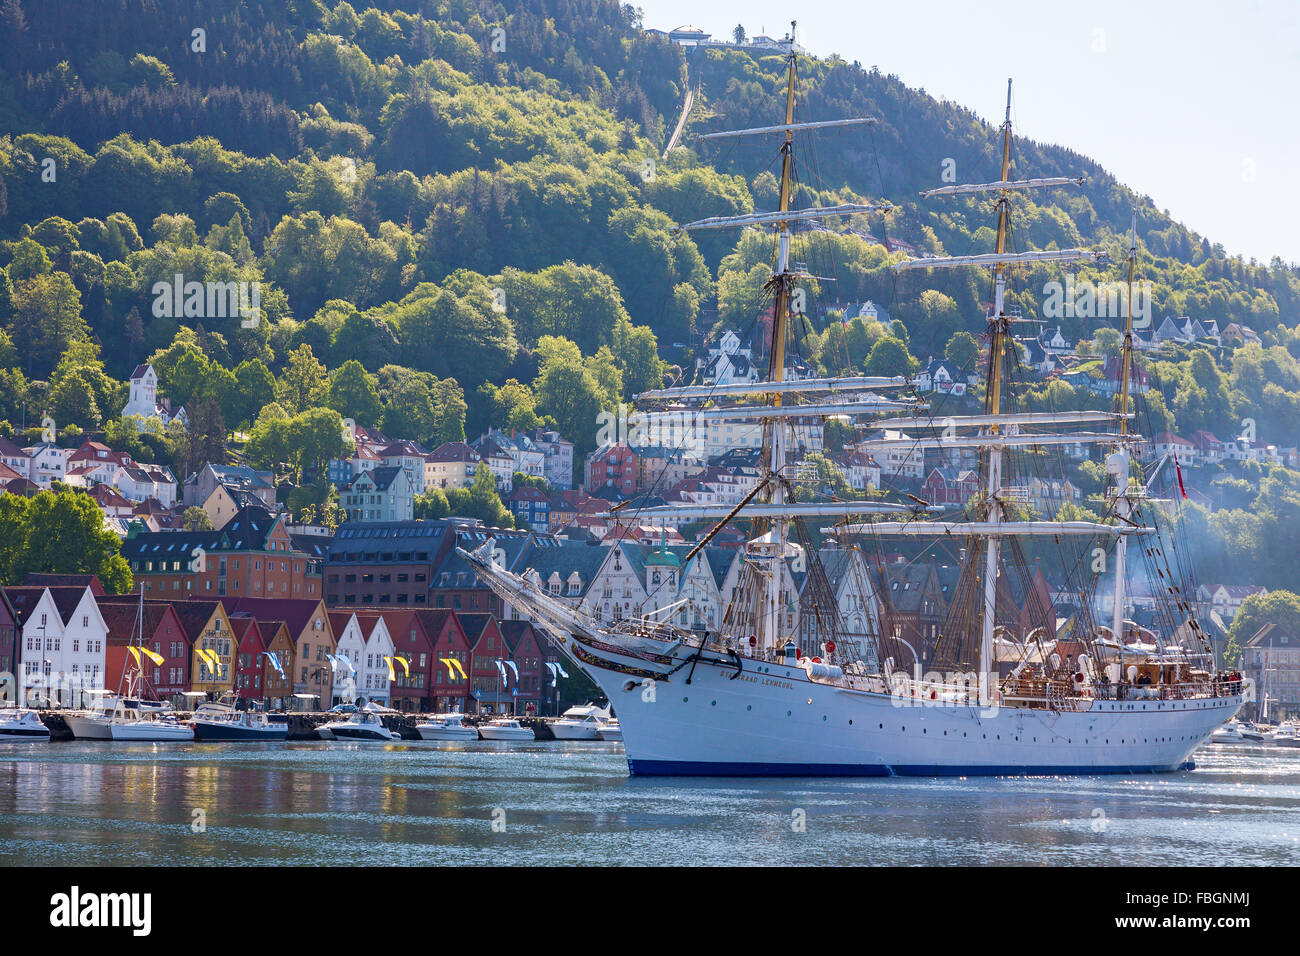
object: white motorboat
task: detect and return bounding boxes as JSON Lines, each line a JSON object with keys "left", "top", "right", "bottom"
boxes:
{"left": 548, "top": 704, "right": 611, "bottom": 740}
{"left": 415, "top": 713, "right": 478, "bottom": 741}
{"left": 1210, "top": 720, "right": 1266, "bottom": 744}
{"left": 319, "top": 711, "right": 396, "bottom": 741}
{"left": 597, "top": 719, "right": 623, "bottom": 742}
{"left": 478, "top": 718, "right": 535, "bottom": 741}
{"left": 1269, "top": 722, "right": 1300, "bottom": 747}
{"left": 0, "top": 709, "right": 51, "bottom": 740}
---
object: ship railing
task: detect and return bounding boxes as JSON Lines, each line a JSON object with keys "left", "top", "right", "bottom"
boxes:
{"left": 1087, "top": 680, "right": 1229, "bottom": 702}
{"left": 1001, "top": 678, "right": 1093, "bottom": 711}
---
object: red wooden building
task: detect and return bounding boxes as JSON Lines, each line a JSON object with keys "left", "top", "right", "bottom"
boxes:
{"left": 499, "top": 620, "right": 545, "bottom": 715}
{"left": 96, "top": 599, "right": 189, "bottom": 699}
{"left": 410, "top": 609, "right": 472, "bottom": 713}
{"left": 460, "top": 613, "right": 513, "bottom": 713}
{"left": 383, "top": 610, "right": 437, "bottom": 712}
{"left": 229, "top": 613, "right": 268, "bottom": 701}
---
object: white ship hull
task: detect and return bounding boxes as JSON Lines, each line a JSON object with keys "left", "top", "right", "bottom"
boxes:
{"left": 415, "top": 725, "right": 479, "bottom": 741}
{"left": 109, "top": 720, "right": 195, "bottom": 742}
{"left": 64, "top": 713, "right": 115, "bottom": 740}
{"left": 549, "top": 723, "right": 603, "bottom": 740}
{"left": 564, "top": 635, "right": 1244, "bottom": 776}
{"left": 479, "top": 725, "right": 535, "bottom": 741}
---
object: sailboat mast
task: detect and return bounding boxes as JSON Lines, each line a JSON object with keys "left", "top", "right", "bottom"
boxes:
{"left": 1110, "top": 213, "right": 1138, "bottom": 649}
{"left": 979, "top": 79, "right": 1014, "bottom": 703}
{"left": 760, "top": 33, "right": 798, "bottom": 652}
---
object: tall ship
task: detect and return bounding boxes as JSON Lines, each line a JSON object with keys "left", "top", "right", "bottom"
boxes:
{"left": 462, "top": 28, "right": 1244, "bottom": 775}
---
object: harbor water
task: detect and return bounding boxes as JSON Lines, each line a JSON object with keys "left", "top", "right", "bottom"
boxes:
{"left": 1, "top": 740, "right": 1298, "bottom": 866}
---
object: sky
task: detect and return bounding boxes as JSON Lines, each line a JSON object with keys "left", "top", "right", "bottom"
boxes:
{"left": 636, "top": 0, "right": 1300, "bottom": 266}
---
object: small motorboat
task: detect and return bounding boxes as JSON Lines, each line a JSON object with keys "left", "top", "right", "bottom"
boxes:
{"left": 191, "top": 706, "right": 288, "bottom": 742}
{"left": 415, "top": 713, "right": 478, "bottom": 741}
{"left": 548, "top": 703, "right": 611, "bottom": 740}
{"left": 1269, "top": 722, "right": 1300, "bottom": 747}
{"left": 0, "top": 709, "right": 51, "bottom": 740}
{"left": 596, "top": 718, "right": 622, "bottom": 742}
{"left": 1210, "top": 720, "right": 1266, "bottom": 744}
{"left": 478, "top": 718, "right": 535, "bottom": 741}
{"left": 319, "top": 711, "right": 396, "bottom": 741}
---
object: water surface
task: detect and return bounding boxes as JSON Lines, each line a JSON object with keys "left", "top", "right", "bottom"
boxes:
{"left": 1, "top": 740, "right": 1296, "bottom": 865}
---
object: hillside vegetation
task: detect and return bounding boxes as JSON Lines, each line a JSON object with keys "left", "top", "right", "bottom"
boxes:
{"left": 2, "top": 0, "right": 1299, "bottom": 594}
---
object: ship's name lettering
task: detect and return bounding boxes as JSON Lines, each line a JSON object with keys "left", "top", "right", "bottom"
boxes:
{"left": 738, "top": 674, "right": 793, "bottom": 690}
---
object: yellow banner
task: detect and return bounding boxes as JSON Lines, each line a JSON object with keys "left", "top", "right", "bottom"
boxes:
{"left": 127, "top": 646, "right": 141, "bottom": 666}
{"left": 451, "top": 658, "right": 468, "bottom": 679}
{"left": 142, "top": 648, "right": 164, "bottom": 666}
{"left": 384, "top": 655, "right": 396, "bottom": 682}
{"left": 393, "top": 655, "right": 410, "bottom": 677}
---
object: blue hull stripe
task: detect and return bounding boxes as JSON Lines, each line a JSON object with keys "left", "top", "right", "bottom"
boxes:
{"left": 193, "top": 728, "right": 287, "bottom": 741}
{"left": 628, "top": 759, "right": 1195, "bottom": 777}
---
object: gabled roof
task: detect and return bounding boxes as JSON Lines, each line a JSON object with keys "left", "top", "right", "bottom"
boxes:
{"left": 347, "top": 465, "right": 408, "bottom": 492}
{"left": 0, "top": 435, "right": 29, "bottom": 458}
{"left": 122, "top": 504, "right": 283, "bottom": 558}
{"left": 215, "top": 596, "right": 323, "bottom": 638}
{"left": 24, "top": 573, "right": 104, "bottom": 594}
{"left": 2, "top": 587, "right": 52, "bottom": 627}
{"left": 379, "top": 439, "right": 427, "bottom": 458}
{"left": 198, "top": 464, "right": 274, "bottom": 491}
{"left": 498, "top": 619, "right": 540, "bottom": 655}
{"left": 257, "top": 620, "right": 289, "bottom": 644}
{"left": 95, "top": 599, "right": 178, "bottom": 646}
{"left": 457, "top": 612, "right": 495, "bottom": 644}
{"left": 427, "top": 441, "right": 478, "bottom": 463}
{"left": 1245, "top": 623, "right": 1295, "bottom": 649}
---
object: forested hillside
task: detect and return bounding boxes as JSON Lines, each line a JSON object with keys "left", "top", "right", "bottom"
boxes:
{"left": 2, "top": 0, "right": 1299, "bottom": 596}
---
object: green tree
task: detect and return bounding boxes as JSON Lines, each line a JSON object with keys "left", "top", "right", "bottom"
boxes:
{"left": 0, "top": 489, "right": 132, "bottom": 592}
{"left": 414, "top": 487, "right": 451, "bottom": 520}
{"left": 182, "top": 506, "right": 214, "bottom": 531}
{"left": 231, "top": 359, "right": 277, "bottom": 429}
{"left": 533, "top": 337, "right": 611, "bottom": 458}
{"left": 944, "top": 331, "right": 980, "bottom": 371}
{"left": 9, "top": 272, "right": 88, "bottom": 377}
{"left": 865, "top": 336, "right": 918, "bottom": 377}
{"left": 327, "top": 360, "right": 383, "bottom": 427}
{"left": 1225, "top": 590, "right": 1300, "bottom": 666}
{"left": 445, "top": 462, "right": 514, "bottom": 528}
{"left": 277, "top": 344, "right": 329, "bottom": 414}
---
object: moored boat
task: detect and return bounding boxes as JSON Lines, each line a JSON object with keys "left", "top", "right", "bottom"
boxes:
{"left": 319, "top": 711, "right": 396, "bottom": 741}
{"left": 1271, "top": 723, "right": 1300, "bottom": 747}
{"left": 1210, "top": 720, "right": 1266, "bottom": 744}
{"left": 0, "top": 708, "right": 51, "bottom": 740}
{"left": 548, "top": 703, "right": 610, "bottom": 740}
{"left": 415, "top": 713, "right": 478, "bottom": 741}
{"left": 191, "top": 708, "right": 288, "bottom": 742}
{"left": 478, "top": 718, "right": 535, "bottom": 741}
{"left": 597, "top": 719, "right": 623, "bottom": 742}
